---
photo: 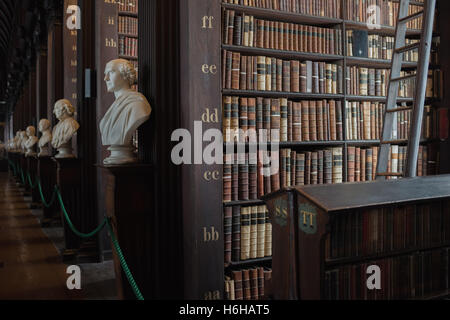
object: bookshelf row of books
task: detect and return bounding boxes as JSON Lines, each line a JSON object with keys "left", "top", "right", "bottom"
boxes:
{"left": 224, "top": 205, "right": 272, "bottom": 264}
{"left": 223, "top": 9, "right": 343, "bottom": 55}
{"left": 222, "top": 97, "right": 344, "bottom": 143}
{"left": 117, "top": 0, "right": 138, "bottom": 14}
{"left": 324, "top": 248, "right": 450, "bottom": 300}
{"left": 225, "top": 267, "right": 273, "bottom": 300}
{"left": 223, "top": 0, "right": 342, "bottom": 18}
{"left": 223, "top": 144, "right": 434, "bottom": 202}
{"left": 118, "top": 36, "right": 138, "bottom": 58}
{"left": 344, "top": 0, "right": 423, "bottom": 29}
{"left": 344, "top": 102, "right": 446, "bottom": 141}
{"left": 118, "top": 16, "right": 138, "bottom": 36}
{"left": 346, "top": 31, "right": 419, "bottom": 62}
{"left": 326, "top": 200, "right": 450, "bottom": 262}
{"left": 347, "top": 145, "right": 430, "bottom": 183}
{"left": 223, "top": 52, "right": 343, "bottom": 94}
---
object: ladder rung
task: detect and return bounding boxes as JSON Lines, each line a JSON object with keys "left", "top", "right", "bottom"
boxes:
{"left": 391, "top": 74, "right": 416, "bottom": 82}
{"left": 395, "top": 42, "right": 420, "bottom": 54}
{"left": 398, "top": 10, "right": 424, "bottom": 24}
{"left": 377, "top": 172, "right": 404, "bottom": 177}
{"left": 386, "top": 106, "right": 413, "bottom": 113}
{"left": 381, "top": 139, "right": 409, "bottom": 144}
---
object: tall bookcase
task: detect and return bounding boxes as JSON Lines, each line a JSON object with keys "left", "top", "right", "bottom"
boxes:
{"left": 134, "top": 0, "right": 450, "bottom": 300}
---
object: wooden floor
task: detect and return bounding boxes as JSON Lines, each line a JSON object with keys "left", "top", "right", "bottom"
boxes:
{"left": 0, "top": 172, "right": 83, "bottom": 300}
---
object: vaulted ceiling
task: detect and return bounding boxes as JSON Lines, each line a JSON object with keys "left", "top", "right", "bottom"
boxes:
{"left": 0, "top": 0, "right": 62, "bottom": 120}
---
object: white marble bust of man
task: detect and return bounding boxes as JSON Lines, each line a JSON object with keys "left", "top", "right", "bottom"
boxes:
{"left": 11, "top": 132, "right": 21, "bottom": 152}
{"left": 24, "top": 126, "right": 39, "bottom": 157}
{"left": 100, "top": 59, "right": 152, "bottom": 165}
{"left": 51, "top": 99, "right": 80, "bottom": 158}
{"left": 38, "top": 119, "right": 52, "bottom": 157}
{"left": 19, "top": 131, "right": 29, "bottom": 154}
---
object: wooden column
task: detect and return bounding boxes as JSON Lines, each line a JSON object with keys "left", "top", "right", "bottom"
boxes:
{"left": 53, "top": 158, "right": 82, "bottom": 261}
{"left": 36, "top": 47, "right": 48, "bottom": 123}
{"left": 100, "top": 165, "right": 153, "bottom": 300}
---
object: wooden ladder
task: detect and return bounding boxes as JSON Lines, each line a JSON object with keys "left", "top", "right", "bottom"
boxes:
{"left": 376, "top": 0, "right": 436, "bottom": 180}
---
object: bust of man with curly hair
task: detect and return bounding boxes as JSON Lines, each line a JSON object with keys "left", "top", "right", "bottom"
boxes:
{"left": 51, "top": 99, "right": 80, "bottom": 158}
{"left": 100, "top": 59, "right": 152, "bottom": 165}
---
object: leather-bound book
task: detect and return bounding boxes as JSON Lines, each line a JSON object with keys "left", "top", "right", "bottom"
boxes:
{"left": 226, "top": 10, "right": 235, "bottom": 45}
{"left": 243, "top": 15, "right": 250, "bottom": 47}
{"left": 301, "top": 100, "right": 310, "bottom": 141}
{"left": 240, "top": 207, "right": 251, "bottom": 261}
{"left": 232, "top": 206, "right": 241, "bottom": 262}
{"left": 352, "top": 30, "right": 368, "bottom": 58}
{"left": 355, "top": 147, "right": 361, "bottom": 182}
{"left": 256, "top": 19, "right": 264, "bottom": 48}
{"left": 250, "top": 206, "right": 258, "bottom": 259}
{"left": 291, "top": 150, "right": 297, "bottom": 186}
{"left": 291, "top": 60, "right": 300, "bottom": 92}
{"left": 239, "top": 97, "right": 248, "bottom": 143}
{"left": 347, "top": 146, "right": 356, "bottom": 182}
{"left": 269, "top": 21, "right": 275, "bottom": 49}
{"left": 288, "top": 100, "right": 293, "bottom": 142}
{"left": 257, "top": 56, "right": 266, "bottom": 91}
{"left": 246, "top": 56, "right": 253, "bottom": 90}
{"left": 359, "top": 67, "right": 369, "bottom": 95}
{"left": 223, "top": 151, "right": 232, "bottom": 202}
{"left": 256, "top": 97, "right": 263, "bottom": 142}
{"left": 232, "top": 153, "right": 239, "bottom": 201}
{"left": 313, "top": 62, "right": 320, "bottom": 93}
{"left": 324, "top": 149, "right": 332, "bottom": 184}
{"left": 258, "top": 267, "right": 265, "bottom": 300}
{"left": 263, "top": 98, "right": 271, "bottom": 143}
{"left": 263, "top": 268, "right": 273, "bottom": 300}
{"left": 311, "top": 151, "right": 318, "bottom": 185}
{"left": 332, "top": 147, "right": 343, "bottom": 184}
{"left": 225, "top": 51, "right": 233, "bottom": 89}
{"left": 329, "top": 100, "right": 337, "bottom": 141}
{"left": 366, "top": 148, "right": 373, "bottom": 181}
{"left": 233, "top": 14, "right": 242, "bottom": 46}
{"left": 280, "top": 149, "right": 287, "bottom": 188}
{"left": 276, "top": 59, "right": 283, "bottom": 92}
{"left": 224, "top": 207, "right": 233, "bottom": 265}
{"left": 264, "top": 20, "right": 270, "bottom": 49}
{"left": 263, "top": 151, "right": 271, "bottom": 195}
{"left": 323, "top": 99, "right": 330, "bottom": 140}
{"left": 319, "top": 62, "right": 325, "bottom": 93}
{"left": 305, "top": 151, "right": 311, "bottom": 185}
{"left": 242, "top": 269, "right": 251, "bottom": 300}
{"left": 271, "top": 99, "right": 281, "bottom": 143}
{"left": 317, "top": 100, "right": 324, "bottom": 141}
{"left": 264, "top": 207, "right": 272, "bottom": 257}
{"left": 316, "top": 150, "right": 322, "bottom": 184}
{"left": 249, "top": 151, "right": 257, "bottom": 200}
{"left": 296, "top": 153, "right": 305, "bottom": 186}
{"left": 232, "top": 52, "right": 241, "bottom": 90}
{"left": 250, "top": 268, "right": 259, "bottom": 300}
{"left": 238, "top": 153, "right": 249, "bottom": 200}
{"left": 361, "top": 148, "right": 366, "bottom": 182}
{"left": 223, "top": 96, "right": 231, "bottom": 143}
{"left": 370, "top": 103, "right": 376, "bottom": 140}
{"left": 265, "top": 57, "right": 272, "bottom": 91}
{"left": 257, "top": 205, "right": 266, "bottom": 258}
{"left": 282, "top": 61, "right": 291, "bottom": 92}
{"left": 270, "top": 150, "right": 280, "bottom": 191}
{"left": 232, "top": 270, "right": 243, "bottom": 300}
{"left": 280, "top": 98, "right": 288, "bottom": 142}
{"left": 369, "top": 69, "right": 375, "bottom": 96}
{"left": 293, "top": 102, "right": 302, "bottom": 141}
{"left": 286, "top": 148, "right": 291, "bottom": 187}
{"left": 278, "top": 22, "right": 284, "bottom": 50}
{"left": 309, "top": 100, "right": 317, "bottom": 141}
{"left": 248, "top": 98, "right": 256, "bottom": 143}
{"left": 271, "top": 58, "right": 277, "bottom": 91}
{"left": 336, "top": 101, "right": 343, "bottom": 140}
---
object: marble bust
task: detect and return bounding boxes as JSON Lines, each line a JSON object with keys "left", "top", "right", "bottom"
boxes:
{"left": 19, "top": 131, "right": 29, "bottom": 154}
{"left": 38, "top": 119, "right": 53, "bottom": 157}
{"left": 24, "top": 126, "right": 39, "bottom": 157}
{"left": 100, "top": 59, "right": 152, "bottom": 165}
{"left": 10, "top": 132, "right": 21, "bottom": 152}
{"left": 51, "top": 99, "right": 80, "bottom": 159}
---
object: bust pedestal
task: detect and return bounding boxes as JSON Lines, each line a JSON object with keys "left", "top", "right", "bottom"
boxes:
{"left": 38, "top": 156, "right": 59, "bottom": 227}
{"left": 26, "top": 155, "right": 41, "bottom": 209}
{"left": 19, "top": 154, "right": 31, "bottom": 196}
{"left": 53, "top": 158, "right": 82, "bottom": 261}
{"left": 98, "top": 164, "right": 153, "bottom": 300}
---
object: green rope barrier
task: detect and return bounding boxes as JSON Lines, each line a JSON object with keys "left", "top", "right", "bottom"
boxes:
{"left": 26, "top": 172, "right": 39, "bottom": 189}
{"left": 55, "top": 186, "right": 144, "bottom": 300}
{"left": 7, "top": 160, "right": 16, "bottom": 176}
{"left": 37, "top": 181, "right": 57, "bottom": 208}
{"left": 106, "top": 218, "right": 145, "bottom": 301}
{"left": 19, "top": 166, "right": 26, "bottom": 185}
{"left": 55, "top": 187, "right": 107, "bottom": 239}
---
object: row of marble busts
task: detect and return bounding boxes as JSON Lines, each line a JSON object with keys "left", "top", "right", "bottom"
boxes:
{"left": 6, "top": 99, "right": 80, "bottom": 158}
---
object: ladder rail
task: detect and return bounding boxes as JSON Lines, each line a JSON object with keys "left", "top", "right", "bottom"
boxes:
{"left": 405, "top": 0, "right": 436, "bottom": 177}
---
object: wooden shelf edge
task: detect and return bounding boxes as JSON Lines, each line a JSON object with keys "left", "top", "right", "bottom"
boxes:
{"left": 119, "top": 11, "right": 138, "bottom": 17}
{"left": 118, "top": 32, "right": 138, "bottom": 38}
{"left": 222, "top": 89, "right": 344, "bottom": 99}
{"left": 118, "top": 55, "right": 138, "bottom": 61}
{"left": 225, "top": 257, "right": 272, "bottom": 268}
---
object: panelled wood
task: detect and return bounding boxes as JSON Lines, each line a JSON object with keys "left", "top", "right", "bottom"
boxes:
{"left": 179, "top": 0, "right": 223, "bottom": 300}
{"left": 38, "top": 156, "right": 59, "bottom": 227}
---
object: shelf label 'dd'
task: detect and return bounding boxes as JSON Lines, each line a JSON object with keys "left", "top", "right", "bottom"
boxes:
{"left": 298, "top": 203, "right": 318, "bottom": 235}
